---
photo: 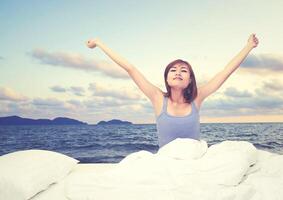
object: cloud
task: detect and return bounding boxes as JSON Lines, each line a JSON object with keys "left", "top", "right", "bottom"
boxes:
{"left": 2, "top": 80, "right": 282, "bottom": 123}
{"left": 202, "top": 97, "right": 283, "bottom": 117}
{"left": 202, "top": 85, "right": 283, "bottom": 117}
{"left": 88, "top": 82, "right": 145, "bottom": 101}
{"left": 0, "top": 84, "right": 152, "bottom": 123}
{"left": 261, "top": 79, "right": 283, "bottom": 92}
{"left": 34, "top": 82, "right": 148, "bottom": 117}
{"left": 224, "top": 87, "right": 253, "bottom": 98}
{"left": 0, "top": 102, "right": 26, "bottom": 116}
{"left": 30, "top": 49, "right": 129, "bottom": 79}
{"left": 70, "top": 86, "right": 85, "bottom": 96}
{"left": 0, "top": 87, "right": 28, "bottom": 102}
{"left": 241, "top": 54, "right": 283, "bottom": 73}
{"left": 50, "top": 81, "right": 144, "bottom": 99}
{"left": 67, "top": 99, "right": 83, "bottom": 107}
{"left": 32, "top": 97, "right": 87, "bottom": 112}
{"left": 0, "top": 97, "right": 88, "bottom": 121}
{"left": 253, "top": 79, "right": 283, "bottom": 98}
{"left": 81, "top": 82, "right": 151, "bottom": 117}
{"left": 84, "top": 98, "right": 126, "bottom": 109}
{"left": 50, "top": 85, "right": 85, "bottom": 96}
{"left": 32, "top": 97, "right": 87, "bottom": 113}
{"left": 50, "top": 81, "right": 147, "bottom": 101}
{"left": 33, "top": 98, "right": 65, "bottom": 107}
{"left": 50, "top": 86, "right": 66, "bottom": 93}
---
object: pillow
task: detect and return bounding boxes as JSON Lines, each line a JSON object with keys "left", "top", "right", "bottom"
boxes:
{"left": 0, "top": 149, "right": 79, "bottom": 200}
{"left": 157, "top": 138, "right": 208, "bottom": 160}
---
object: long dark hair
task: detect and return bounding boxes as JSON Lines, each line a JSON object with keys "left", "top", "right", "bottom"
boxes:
{"left": 164, "top": 59, "right": 198, "bottom": 103}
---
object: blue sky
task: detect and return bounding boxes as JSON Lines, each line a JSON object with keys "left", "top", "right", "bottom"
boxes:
{"left": 1, "top": 0, "right": 283, "bottom": 124}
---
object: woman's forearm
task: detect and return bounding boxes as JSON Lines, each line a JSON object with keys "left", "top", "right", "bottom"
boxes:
{"left": 223, "top": 45, "right": 253, "bottom": 75}
{"left": 223, "top": 33, "right": 258, "bottom": 75}
{"left": 95, "top": 39, "right": 134, "bottom": 72}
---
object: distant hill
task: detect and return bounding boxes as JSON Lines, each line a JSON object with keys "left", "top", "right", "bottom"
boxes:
{"left": 0, "top": 116, "right": 88, "bottom": 125}
{"left": 97, "top": 119, "right": 132, "bottom": 125}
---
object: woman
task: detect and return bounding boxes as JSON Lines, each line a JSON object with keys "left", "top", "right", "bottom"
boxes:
{"left": 86, "top": 34, "right": 259, "bottom": 148}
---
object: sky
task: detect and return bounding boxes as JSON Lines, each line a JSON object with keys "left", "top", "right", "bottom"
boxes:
{"left": 0, "top": 0, "right": 283, "bottom": 124}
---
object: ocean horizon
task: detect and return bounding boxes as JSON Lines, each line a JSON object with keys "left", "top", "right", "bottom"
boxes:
{"left": 1, "top": 122, "right": 282, "bottom": 163}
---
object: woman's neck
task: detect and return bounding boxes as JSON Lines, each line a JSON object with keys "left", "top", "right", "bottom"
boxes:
{"left": 170, "top": 89, "right": 186, "bottom": 104}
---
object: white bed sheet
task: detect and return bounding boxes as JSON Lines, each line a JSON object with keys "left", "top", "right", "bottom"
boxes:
{"left": 64, "top": 140, "right": 283, "bottom": 200}
{"left": 31, "top": 163, "right": 117, "bottom": 200}
{"left": 31, "top": 140, "right": 283, "bottom": 200}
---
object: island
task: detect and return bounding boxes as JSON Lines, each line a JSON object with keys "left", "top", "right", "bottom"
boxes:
{"left": 0, "top": 116, "right": 88, "bottom": 125}
{"left": 97, "top": 119, "right": 133, "bottom": 125}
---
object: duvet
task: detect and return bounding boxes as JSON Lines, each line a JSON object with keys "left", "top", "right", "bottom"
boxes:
{"left": 65, "top": 138, "right": 283, "bottom": 200}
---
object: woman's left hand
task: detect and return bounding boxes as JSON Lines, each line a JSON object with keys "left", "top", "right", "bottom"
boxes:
{"left": 247, "top": 33, "right": 259, "bottom": 49}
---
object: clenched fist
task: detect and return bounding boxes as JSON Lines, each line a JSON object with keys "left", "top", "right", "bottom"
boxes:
{"left": 247, "top": 34, "right": 259, "bottom": 49}
{"left": 86, "top": 38, "right": 100, "bottom": 49}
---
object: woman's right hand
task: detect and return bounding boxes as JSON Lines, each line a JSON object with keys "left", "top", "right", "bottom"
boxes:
{"left": 86, "top": 38, "right": 99, "bottom": 49}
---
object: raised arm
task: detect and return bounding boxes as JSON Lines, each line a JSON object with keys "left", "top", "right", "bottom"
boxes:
{"left": 197, "top": 34, "right": 259, "bottom": 104}
{"left": 86, "top": 38, "right": 162, "bottom": 102}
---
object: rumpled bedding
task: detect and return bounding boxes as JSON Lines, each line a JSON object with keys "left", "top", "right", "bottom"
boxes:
{"left": 65, "top": 138, "right": 283, "bottom": 200}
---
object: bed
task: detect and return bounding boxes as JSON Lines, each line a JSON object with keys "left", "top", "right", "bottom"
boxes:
{"left": 31, "top": 164, "right": 116, "bottom": 200}
{"left": 1, "top": 138, "right": 283, "bottom": 200}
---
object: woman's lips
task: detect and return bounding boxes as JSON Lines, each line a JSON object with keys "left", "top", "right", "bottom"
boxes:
{"left": 174, "top": 77, "right": 183, "bottom": 80}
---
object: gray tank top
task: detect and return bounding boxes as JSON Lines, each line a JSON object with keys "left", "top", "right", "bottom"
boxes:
{"left": 156, "top": 96, "right": 200, "bottom": 147}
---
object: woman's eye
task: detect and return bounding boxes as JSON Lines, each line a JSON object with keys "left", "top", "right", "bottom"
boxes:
{"left": 170, "top": 70, "right": 176, "bottom": 72}
{"left": 182, "top": 70, "right": 187, "bottom": 72}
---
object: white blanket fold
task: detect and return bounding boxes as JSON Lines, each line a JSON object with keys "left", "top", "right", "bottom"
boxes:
{"left": 65, "top": 139, "right": 282, "bottom": 200}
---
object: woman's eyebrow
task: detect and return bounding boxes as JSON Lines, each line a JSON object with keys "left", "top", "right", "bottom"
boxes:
{"left": 171, "top": 66, "right": 188, "bottom": 69}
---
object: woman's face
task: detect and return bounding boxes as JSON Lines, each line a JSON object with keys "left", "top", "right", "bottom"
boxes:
{"left": 166, "top": 63, "right": 191, "bottom": 89}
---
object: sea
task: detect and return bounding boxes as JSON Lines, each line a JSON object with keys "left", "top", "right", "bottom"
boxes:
{"left": 0, "top": 123, "right": 283, "bottom": 163}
